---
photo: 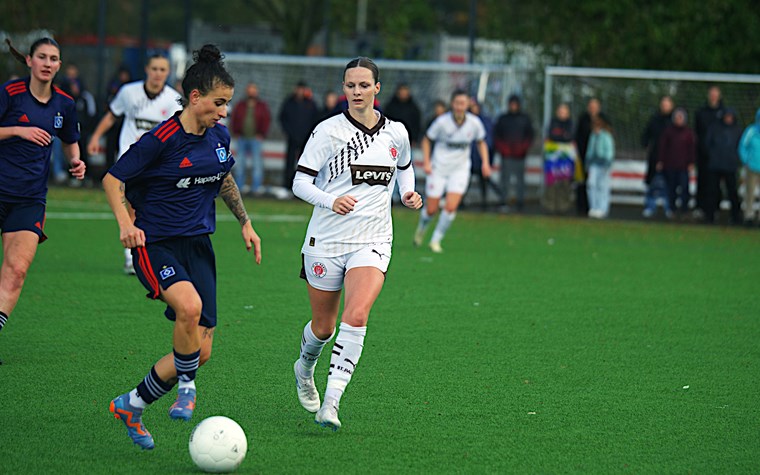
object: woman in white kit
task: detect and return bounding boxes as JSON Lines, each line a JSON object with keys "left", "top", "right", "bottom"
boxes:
{"left": 291, "top": 57, "right": 423, "bottom": 431}
{"left": 414, "top": 89, "right": 491, "bottom": 252}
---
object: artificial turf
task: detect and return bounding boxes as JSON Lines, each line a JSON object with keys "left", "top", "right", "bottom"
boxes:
{"left": 0, "top": 187, "right": 757, "bottom": 473}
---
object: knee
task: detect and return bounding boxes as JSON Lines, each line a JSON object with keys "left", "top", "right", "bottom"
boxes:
{"left": 3, "top": 261, "right": 29, "bottom": 288}
{"left": 174, "top": 297, "right": 202, "bottom": 326}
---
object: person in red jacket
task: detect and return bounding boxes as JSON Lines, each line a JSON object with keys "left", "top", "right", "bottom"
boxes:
{"left": 657, "top": 107, "right": 696, "bottom": 216}
{"left": 494, "top": 94, "right": 534, "bottom": 211}
{"left": 230, "top": 82, "right": 271, "bottom": 194}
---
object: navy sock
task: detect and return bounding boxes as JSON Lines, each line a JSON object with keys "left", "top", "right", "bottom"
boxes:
{"left": 174, "top": 349, "right": 201, "bottom": 383}
{"left": 0, "top": 311, "right": 8, "bottom": 331}
{"left": 136, "top": 366, "right": 175, "bottom": 404}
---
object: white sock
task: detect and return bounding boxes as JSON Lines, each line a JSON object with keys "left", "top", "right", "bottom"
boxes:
{"left": 178, "top": 379, "right": 196, "bottom": 391}
{"left": 128, "top": 388, "right": 147, "bottom": 409}
{"left": 417, "top": 207, "right": 433, "bottom": 233}
{"left": 124, "top": 248, "right": 133, "bottom": 265}
{"left": 298, "top": 321, "right": 334, "bottom": 378}
{"left": 431, "top": 210, "right": 456, "bottom": 243}
{"left": 324, "top": 322, "right": 366, "bottom": 404}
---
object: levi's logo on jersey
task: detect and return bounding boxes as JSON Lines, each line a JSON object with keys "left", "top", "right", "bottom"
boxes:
{"left": 350, "top": 165, "right": 395, "bottom": 186}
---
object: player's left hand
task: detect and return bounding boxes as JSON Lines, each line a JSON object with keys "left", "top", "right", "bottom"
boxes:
{"left": 69, "top": 158, "right": 86, "bottom": 180}
{"left": 481, "top": 163, "right": 492, "bottom": 179}
{"left": 402, "top": 191, "right": 423, "bottom": 210}
{"left": 242, "top": 220, "right": 262, "bottom": 264}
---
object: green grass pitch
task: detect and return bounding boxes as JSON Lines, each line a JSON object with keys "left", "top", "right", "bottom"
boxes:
{"left": 0, "top": 188, "right": 758, "bottom": 473}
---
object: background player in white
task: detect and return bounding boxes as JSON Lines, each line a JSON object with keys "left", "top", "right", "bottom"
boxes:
{"left": 414, "top": 90, "right": 491, "bottom": 252}
{"left": 291, "top": 57, "right": 422, "bottom": 431}
{"left": 87, "top": 55, "right": 182, "bottom": 274}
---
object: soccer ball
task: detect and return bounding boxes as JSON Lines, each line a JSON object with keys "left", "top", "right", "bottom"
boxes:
{"left": 189, "top": 416, "right": 248, "bottom": 473}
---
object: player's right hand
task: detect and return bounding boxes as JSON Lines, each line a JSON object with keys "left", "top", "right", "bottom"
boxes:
{"left": 332, "top": 195, "right": 358, "bottom": 215}
{"left": 17, "top": 126, "right": 51, "bottom": 147}
{"left": 119, "top": 223, "right": 146, "bottom": 249}
{"left": 87, "top": 136, "right": 100, "bottom": 156}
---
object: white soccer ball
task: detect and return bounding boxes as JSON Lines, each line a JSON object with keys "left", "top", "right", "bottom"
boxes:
{"left": 189, "top": 416, "right": 248, "bottom": 473}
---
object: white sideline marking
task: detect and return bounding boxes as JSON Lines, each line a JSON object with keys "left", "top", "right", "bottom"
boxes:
{"left": 45, "top": 212, "right": 307, "bottom": 223}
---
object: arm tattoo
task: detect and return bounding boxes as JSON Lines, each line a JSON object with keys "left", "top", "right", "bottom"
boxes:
{"left": 220, "top": 174, "right": 250, "bottom": 226}
{"left": 119, "top": 182, "right": 128, "bottom": 208}
{"left": 202, "top": 327, "right": 215, "bottom": 339}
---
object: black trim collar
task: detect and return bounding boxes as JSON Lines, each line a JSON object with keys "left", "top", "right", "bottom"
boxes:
{"left": 143, "top": 82, "right": 162, "bottom": 100}
{"left": 342, "top": 110, "right": 385, "bottom": 136}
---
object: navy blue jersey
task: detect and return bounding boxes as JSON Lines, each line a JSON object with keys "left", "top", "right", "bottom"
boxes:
{"left": 109, "top": 113, "right": 235, "bottom": 243}
{"left": 0, "top": 77, "right": 80, "bottom": 202}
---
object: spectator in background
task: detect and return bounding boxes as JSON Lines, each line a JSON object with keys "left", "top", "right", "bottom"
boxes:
{"left": 59, "top": 64, "right": 96, "bottom": 185}
{"left": 548, "top": 103, "right": 574, "bottom": 142}
{"left": 230, "top": 82, "right": 271, "bottom": 195}
{"left": 738, "top": 107, "right": 760, "bottom": 227}
{"left": 279, "top": 80, "right": 318, "bottom": 190}
{"left": 468, "top": 97, "right": 503, "bottom": 209}
{"left": 695, "top": 86, "right": 725, "bottom": 218}
{"left": 384, "top": 83, "right": 422, "bottom": 145}
{"left": 657, "top": 108, "right": 696, "bottom": 217}
{"left": 574, "top": 98, "right": 602, "bottom": 216}
{"left": 318, "top": 90, "right": 338, "bottom": 122}
{"left": 425, "top": 99, "right": 447, "bottom": 131}
{"left": 641, "top": 95, "right": 674, "bottom": 218}
{"left": 494, "top": 94, "right": 534, "bottom": 212}
{"left": 542, "top": 103, "right": 576, "bottom": 213}
{"left": 704, "top": 108, "right": 742, "bottom": 224}
{"left": 585, "top": 115, "right": 615, "bottom": 219}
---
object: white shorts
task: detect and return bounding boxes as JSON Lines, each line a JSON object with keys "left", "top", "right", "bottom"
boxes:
{"left": 301, "top": 243, "right": 392, "bottom": 291}
{"left": 425, "top": 164, "right": 471, "bottom": 198}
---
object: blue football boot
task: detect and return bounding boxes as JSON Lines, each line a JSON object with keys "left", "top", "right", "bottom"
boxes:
{"left": 168, "top": 387, "right": 196, "bottom": 421}
{"left": 109, "top": 393, "right": 155, "bottom": 450}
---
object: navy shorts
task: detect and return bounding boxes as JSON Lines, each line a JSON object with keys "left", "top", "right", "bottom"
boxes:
{"left": 132, "top": 234, "right": 217, "bottom": 328}
{"left": 0, "top": 200, "right": 47, "bottom": 242}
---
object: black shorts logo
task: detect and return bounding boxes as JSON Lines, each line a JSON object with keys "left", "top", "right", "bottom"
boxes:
{"left": 351, "top": 165, "right": 395, "bottom": 186}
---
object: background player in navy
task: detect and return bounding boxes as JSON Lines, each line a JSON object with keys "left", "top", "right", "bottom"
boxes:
{"left": 103, "top": 45, "right": 261, "bottom": 450}
{"left": 0, "top": 38, "right": 85, "bottom": 364}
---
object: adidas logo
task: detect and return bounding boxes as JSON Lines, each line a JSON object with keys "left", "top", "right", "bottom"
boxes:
{"left": 19, "top": 114, "right": 30, "bottom": 123}
{"left": 179, "top": 157, "right": 193, "bottom": 168}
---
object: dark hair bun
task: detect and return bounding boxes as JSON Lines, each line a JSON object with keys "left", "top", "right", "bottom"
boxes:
{"left": 195, "top": 44, "right": 222, "bottom": 64}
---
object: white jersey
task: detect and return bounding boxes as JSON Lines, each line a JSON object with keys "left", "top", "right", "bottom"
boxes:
{"left": 109, "top": 80, "right": 182, "bottom": 159}
{"left": 426, "top": 111, "right": 486, "bottom": 172}
{"left": 297, "top": 111, "right": 412, "bottom": 257}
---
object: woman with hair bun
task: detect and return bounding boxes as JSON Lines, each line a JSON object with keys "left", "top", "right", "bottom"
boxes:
{"left": 104, "top": 44, "right": 262, "bottom": 450}
{"left": 0, "top": 38, "right": 85, "bottom": 364}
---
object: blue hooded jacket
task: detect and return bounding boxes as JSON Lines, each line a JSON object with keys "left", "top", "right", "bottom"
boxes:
{"left": 738, "top": 108, "right": 760, "bottom": 173}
